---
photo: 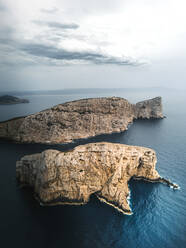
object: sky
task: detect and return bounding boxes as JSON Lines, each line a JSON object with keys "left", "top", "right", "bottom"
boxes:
{"left": 0, "top": 0, "right": 186, "bottom": 91}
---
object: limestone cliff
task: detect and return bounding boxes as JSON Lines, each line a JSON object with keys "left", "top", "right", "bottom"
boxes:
{"left": 0, "top": 97, "right": 164, "bottom": 144}
{"left": 135, "top": 96, "right": 163, "bottom": 119}
{"left": 16, "top": 142, "right": 177, "bottom": 215}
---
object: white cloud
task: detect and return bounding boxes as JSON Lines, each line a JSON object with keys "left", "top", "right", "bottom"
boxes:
{"left": 0, "top": 0, "right": 186, "bottom": 89}
{"left": 2, "top": 0, "right": 186, "bottom": 65}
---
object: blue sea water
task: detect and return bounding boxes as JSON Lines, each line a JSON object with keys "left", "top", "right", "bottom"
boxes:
{"left": 0, "top": 88, "right": 186, "bottom": 248}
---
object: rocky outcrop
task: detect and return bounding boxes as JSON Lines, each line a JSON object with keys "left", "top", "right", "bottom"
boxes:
{"left": 0, "top": 97, "right": 164, "bottom": 144}
{"left": 0, "top": 95, "right": 29, "bottom": 105}
{"left": 16, "top": 142, "right": 177, "bottom": 215}
{"left": 135, "top": 96, "right": 163, "bottom": 119}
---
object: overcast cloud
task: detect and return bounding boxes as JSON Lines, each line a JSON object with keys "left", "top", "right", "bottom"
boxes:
{"left": 0, "top": 0, "right": 186, "bottom": 90}
{"left": 32, "top": 20, "right": 80, "bottom": 30}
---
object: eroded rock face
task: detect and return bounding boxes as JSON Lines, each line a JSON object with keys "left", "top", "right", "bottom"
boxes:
{"left": 135, "top": 96, "right": 163, "bottom": 119}
{"left": 16, "top": 142, "right": 161, "bottom": 215}
{"left": 0, "top": 97, "right": 164, "bottom": 144}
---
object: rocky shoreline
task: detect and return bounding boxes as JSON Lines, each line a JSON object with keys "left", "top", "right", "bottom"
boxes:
{"left": 133, "top": 176, "right": 179, "bottom": 189}
{"left": 96, "top": 195, "right": 133, "bottom": 215}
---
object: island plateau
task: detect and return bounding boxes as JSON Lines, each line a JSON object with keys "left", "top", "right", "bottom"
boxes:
{"left": 0, "top": 96, "right": 163, "bottom": 144}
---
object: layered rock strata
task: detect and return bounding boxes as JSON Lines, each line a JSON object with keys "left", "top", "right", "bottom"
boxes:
{"left": 16, "top": 142, "right": 177, "bottom": 215}
{"left": 0, "top": 97, "right": 163, "bottom": 144}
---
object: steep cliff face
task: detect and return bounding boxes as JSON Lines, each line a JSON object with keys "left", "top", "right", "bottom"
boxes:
{"left": 16, "top": 142, "right": 162, "bottom": 215}
{"left": 135, "top": 96, "right": 164, "bottom": 119}
{"left": 0, "top": 97, "right": 163, "bottom": 144}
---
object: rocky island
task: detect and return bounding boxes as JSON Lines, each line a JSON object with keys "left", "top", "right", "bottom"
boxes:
{"left": 0, "top": 96, "right": 163, "bottom": 144}
{"left": 0, "top": 95, "right": 29, "bottom": 105}
{"left": 16, "top": 142, "right": 178, "bottom": 215}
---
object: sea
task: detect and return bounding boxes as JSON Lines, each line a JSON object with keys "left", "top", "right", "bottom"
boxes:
{"left": 0, "top": 88, "right": 186, "bottom": 248}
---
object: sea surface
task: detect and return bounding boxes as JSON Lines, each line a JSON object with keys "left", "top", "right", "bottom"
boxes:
{"left": 0, "top": 88, "right": 186, "bottom": 248}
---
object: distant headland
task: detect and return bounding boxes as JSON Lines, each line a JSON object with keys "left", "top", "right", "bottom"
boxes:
{"left": 0, "top": 95, "right": 29, "bottom": 105}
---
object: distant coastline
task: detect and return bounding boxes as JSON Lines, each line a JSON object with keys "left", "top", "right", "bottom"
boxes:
{"left": 0, "top": 95, "right": 29, "bottom": 105}
{"left": 0, "top": 87, "right": 179, "bottom": 97}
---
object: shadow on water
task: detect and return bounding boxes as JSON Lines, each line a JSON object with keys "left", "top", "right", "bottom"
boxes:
{"left": 15, "top": 186, "right": 130, "bottom": 248}
{"left": 129, "top": 178, "right": 159, "bottom": 215}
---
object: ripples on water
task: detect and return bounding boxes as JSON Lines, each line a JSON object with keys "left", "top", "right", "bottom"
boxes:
{"left": 0, "top": 88, "right": 186, "bottom": 248}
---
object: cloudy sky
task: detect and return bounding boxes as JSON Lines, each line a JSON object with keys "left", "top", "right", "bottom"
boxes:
{"left": 0, "top": 0, "right": 186, "bottom": 91}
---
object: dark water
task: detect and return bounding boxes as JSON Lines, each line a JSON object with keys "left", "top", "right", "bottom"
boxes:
{"left": 0, "top": 88, "right": 186, "bottom": 248}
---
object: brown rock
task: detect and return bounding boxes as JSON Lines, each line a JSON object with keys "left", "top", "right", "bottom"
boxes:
{"left": 16, "top": 142, "right": 164, "bottom": 215}
{"left": 0, "top": 96, "right": 164, "bottom": 144}
{"left": 135, "top": 96, "right": 164, "bottom": 119}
